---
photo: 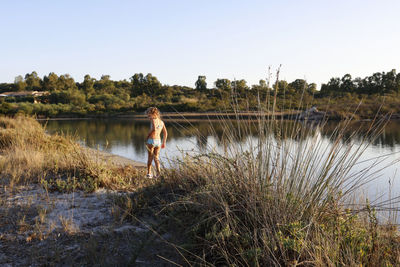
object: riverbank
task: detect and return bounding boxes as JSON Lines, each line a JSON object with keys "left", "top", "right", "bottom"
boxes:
{"left": 1, "top": 115, "right": 399, "bottom": 265}
{"left": 84, "top": 147, "right": 146, "bottom": 168}
{"left": 37, "top": 110, "right": 300, "bottom": 121}
{"left": 0, "top": 116, "right": 183, "bottom": 265}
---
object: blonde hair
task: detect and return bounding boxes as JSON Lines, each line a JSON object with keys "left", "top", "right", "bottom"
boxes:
{"left": 145, "top": 107, "right": 161, "bottom": 118}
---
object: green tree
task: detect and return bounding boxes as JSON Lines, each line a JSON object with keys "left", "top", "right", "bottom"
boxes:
{"left": 396, "top": 72, "right": 400, "bottom": 93}
{"left": 130, "top": 73, "right": 162, "bottom": 96}
{"left": 49, "top": 89, "right": 85, "bottom": 105}
{"left": 367, "top": 72, "right": 383, "bottom": 94}
{"left": 0, "top": 83, "right": 15, "bottom": 93}
{"left": 43, "top": 72, "right": 59, "bottom": 91}
{"left": 381, "top": 69, "right": 397, "bottom": 94}
{"left": 96, "top": 75, "right": 116, "bottom": 94}
{"left": 288, "top": 79, "right": 308, "bottom": 94}
{"left": 195, "top": 76, "right": 207, "bottom": 90}
{"left": 353, "top": 77, "right": 363, "bottom": 94}
{"left": 321, "top": 77, "right": 340, "bottom": 95}
{"left": 14, "top": 75, "right": 27, "bottom": 91}
{"left": 231, "top": 79, "right": 249, "bottom": 98}
{"left": 340, "top": 74, "right": 354, "bottom": 93}
{"left": 130, "top": 73, "right": 145, "bottom": 96}
{"left": 24, "top": 71, "right": 42, "bottom": 91}
{"left": 82, "top": 74, "right": 95, "bottom": 96}
{"left": 215, "top": 79, "right": 231, "bottom": 91}
{"left": 258, "top": 79, "right": 267, "bottom": 89}
{"left": 57, "top": 74, "right": 77, "bottom": 91}
{"left": 307, "top": 83, "right": 317, "bottom": 94}
{"left": 231, "top": 79, "right": 248, "bottom": 91}
{"left": 144, "top": 73, "right": 162, "bottom": 95}
{"left": 274, "top": 80, "right": 289, "bottom": 95}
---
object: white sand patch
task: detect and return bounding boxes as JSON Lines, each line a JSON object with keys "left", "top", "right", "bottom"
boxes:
{"left": 3, "top": 186, "right": 145, "bottom": 235}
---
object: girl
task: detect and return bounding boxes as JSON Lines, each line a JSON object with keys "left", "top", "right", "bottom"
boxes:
{"left": 145, "top": 107, "right": 167, "bottom": 178}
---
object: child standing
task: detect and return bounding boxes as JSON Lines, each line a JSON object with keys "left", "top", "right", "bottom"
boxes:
{"left": 145, "top": 107, "right": 167, "bottom": 178}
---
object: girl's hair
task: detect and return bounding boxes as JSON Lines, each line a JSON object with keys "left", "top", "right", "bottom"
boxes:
{"left": 145, "top": 107, "right": 160, "bottom": 118}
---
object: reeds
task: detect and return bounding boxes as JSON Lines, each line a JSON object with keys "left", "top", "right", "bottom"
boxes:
{"left": 1, "top": 105, "right": 399, "bottom": 265}
{"left": 131, "top": 90, "right": 400, "bottom": 265}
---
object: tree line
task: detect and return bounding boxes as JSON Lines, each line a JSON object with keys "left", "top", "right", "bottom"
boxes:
{"left": 0, "top": 69, "right": 399, "bottom": 117}
{"left": 320, "top": 69, "right": 400, "bottom": 95}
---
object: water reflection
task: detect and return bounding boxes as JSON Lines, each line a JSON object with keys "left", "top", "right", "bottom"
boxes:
{"left": 42, "top": 119, "right": 400, "bottom": 156}
{"left": 42, "top": 118, "right": 400, "bottom": 219}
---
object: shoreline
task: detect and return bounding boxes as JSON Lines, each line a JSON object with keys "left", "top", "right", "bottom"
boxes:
{"left": 36, "top": 111, "right": 296, "bottom": 120}
{"left": 85, "top": 147, "right": 146, "bottom": 168}
{"left": 34, "top": 111, "right": 400, "bottom": 121}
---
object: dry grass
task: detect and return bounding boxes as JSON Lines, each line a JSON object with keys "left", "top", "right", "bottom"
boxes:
{"left": 0, "top": 115, "right": 147, "bottom": 192}
{"left": 0, "top": 115, "right": 185, "bottom": 266}
{"left": 1, "top": 112, "right": 399, "bottom": 265}
{"left": 123, "top": 108, "right": 400, "bottom": 265}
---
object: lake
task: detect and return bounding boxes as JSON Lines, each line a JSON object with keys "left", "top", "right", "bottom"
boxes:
{"left": 42, "top": 118, "right": 400, "bottom": 214}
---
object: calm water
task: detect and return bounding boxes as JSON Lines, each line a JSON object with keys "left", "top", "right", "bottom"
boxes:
{"left": 42, "top": 118, "right": 400, "bottom": 211}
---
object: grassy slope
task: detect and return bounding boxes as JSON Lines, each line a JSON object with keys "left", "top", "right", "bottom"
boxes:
{"left": 0, "top": 116, "right": 148, "bottom": 192}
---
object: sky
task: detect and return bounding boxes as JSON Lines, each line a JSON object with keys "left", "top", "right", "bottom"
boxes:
{"left": 1, "top": 0, "right": 399, "bottom": 88}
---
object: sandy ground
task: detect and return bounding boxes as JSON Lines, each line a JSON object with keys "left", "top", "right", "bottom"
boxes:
{"left": 85, "top": 147, "right": 147, "bottom": 168}
{"left": 0, "top": 184, "right": 182, "bottom": 266}
{"left": 0, "top": 149, "right": 183, "bottom": 266}
{"left": 2, "top": 187, "right": 138, "bottom": 234}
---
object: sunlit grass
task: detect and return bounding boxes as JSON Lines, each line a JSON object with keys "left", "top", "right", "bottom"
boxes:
{"left": 0, "top": 115, "right": 147, "bottom": 192}
{"left": 1, "top": 109, "right": 399, "bottom": 265}
{"left": 123, "top": 99, "right": 400, "bottom": 265}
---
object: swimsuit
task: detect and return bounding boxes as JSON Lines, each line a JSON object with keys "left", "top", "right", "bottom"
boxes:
{"left": 147, "top": 120, "right": 164, "bottom": 147}
{"left": 150, "top": 120, "right": 164, "bottom": 131}
{"left": 147, "top": 138, "right": 162, "bottom": 147}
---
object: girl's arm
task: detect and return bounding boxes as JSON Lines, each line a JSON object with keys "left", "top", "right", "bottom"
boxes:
{"left": 146, "top": 119, "right": 156, "bottom": 140}
{"left": 161, "top": 123, "right": 168, "bottom": 148}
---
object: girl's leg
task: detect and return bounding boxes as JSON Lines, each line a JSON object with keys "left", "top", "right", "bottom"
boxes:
{"left": 146, "top": 144, "right": 154, "bottom": 175}
{"left": 153, "top": 146, "right": 161, "bottom": 176}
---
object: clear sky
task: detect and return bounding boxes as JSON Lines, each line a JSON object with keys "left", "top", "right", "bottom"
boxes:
{"left": 1, "top": 0, "right": 399, "bottom": 88}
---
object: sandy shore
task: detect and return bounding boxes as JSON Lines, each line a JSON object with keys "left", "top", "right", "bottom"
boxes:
{"left": 85, "top": 147, "right": 147, "bottom": 168}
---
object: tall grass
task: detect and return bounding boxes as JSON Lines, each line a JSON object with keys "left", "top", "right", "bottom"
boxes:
{"left": 0, "top": 115, "right": 144, "bottom": 191}
{"left": 1, "top": 111, "right": 398, "bottom": 265}
{"left": 127, "top": 95, "right": 400, "bottom": 265}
